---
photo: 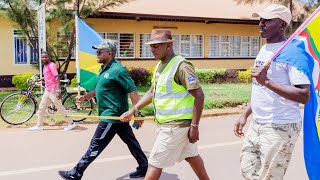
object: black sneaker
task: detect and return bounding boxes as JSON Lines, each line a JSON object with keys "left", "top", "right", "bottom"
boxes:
{"left": 129, "top": 169, "right": 147, "bottom": 178}
{"left": 58, "top": 170, "right": 82, "bottom": 180}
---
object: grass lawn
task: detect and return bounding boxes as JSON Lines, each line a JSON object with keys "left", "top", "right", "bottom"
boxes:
{"left": 0, "top": 83, "right": 251, "bottom": 127}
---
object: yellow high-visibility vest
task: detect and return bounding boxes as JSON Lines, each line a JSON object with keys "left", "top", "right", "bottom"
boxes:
{"left": 152, "top": 55, "right": 194, "bottom": 123}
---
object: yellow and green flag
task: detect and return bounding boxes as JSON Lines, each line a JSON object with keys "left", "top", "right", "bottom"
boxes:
{"left": 75, "top": 16, "right": 103, "bottom": 91}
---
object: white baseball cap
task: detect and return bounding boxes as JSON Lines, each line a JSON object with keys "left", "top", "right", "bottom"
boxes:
{"left": 252, "top": 4, "right": 292, "bottom": 25}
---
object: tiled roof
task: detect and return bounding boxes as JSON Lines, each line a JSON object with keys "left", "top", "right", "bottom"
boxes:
{"left": 103, "top": 0, "right": 269, "bottom": 21}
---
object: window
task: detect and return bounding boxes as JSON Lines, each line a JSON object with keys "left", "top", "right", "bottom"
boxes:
{"left": 139, "top": 34, "right": 203, "bottom": 58}
{"left": 99, "top": 32, "right": 135, "bottom": 58}
{"left": 209, "top": 35, "right": 261, "bottom": 58}
{"left": 13, "top": 30, "right": 38, "bottom": 64}
{"left": 57, "top": 32, "right": 75, "bottom": 59}
{"left": 140, "top": 34, "right": 153, "bottom": 58}
{"left": 176, "top": 34, "right": 203, "bottom": 58}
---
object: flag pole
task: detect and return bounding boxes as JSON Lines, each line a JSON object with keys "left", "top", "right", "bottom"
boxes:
{"left": 263, "top": 6, "right": 320, "bottom": 68}
{"left": 75, "top": 13, "right": 81, "bottom": 109}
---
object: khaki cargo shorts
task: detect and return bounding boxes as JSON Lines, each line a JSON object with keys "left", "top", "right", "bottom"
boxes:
{"left": 148, "top": 126, "right": 198, "bottom": 168}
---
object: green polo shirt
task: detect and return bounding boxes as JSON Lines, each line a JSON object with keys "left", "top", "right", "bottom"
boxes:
{"left": 95, "top": 59, "right": 137, "bottom": 123}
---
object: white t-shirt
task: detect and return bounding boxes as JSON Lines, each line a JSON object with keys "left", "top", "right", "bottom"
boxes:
{"left": 251, "top": 41, "right": 310, "bottom": 124}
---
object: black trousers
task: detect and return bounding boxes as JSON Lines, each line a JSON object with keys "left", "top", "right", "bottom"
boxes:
{"left": 71, "top": 121, "right": 148, "bottom": 176}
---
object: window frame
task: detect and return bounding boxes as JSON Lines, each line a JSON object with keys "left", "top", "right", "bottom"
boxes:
{"left": 99, "top": 32, "right": 135, "bottom": 59}
{"left": 12, "top": 30, "right": 38, "bottom": 65}
{"left": 208, "top": 35, "right": 262, "bottom": 58}
{"left": 139, "top": 33, "right": 153, "bottom": 59}
{"left": 139, "top": 33, "right": 204, "bottom": 59}
{"left": 174, "top": 34, "right": 204, "bottom": 58}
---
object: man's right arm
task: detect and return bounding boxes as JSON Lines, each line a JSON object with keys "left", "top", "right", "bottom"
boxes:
{"left": 233, "top": 102, "right": 252, "bottom": 137}
{"left": 132, "top": 85, "right": 153, "bottom": 111}
{"left": 77, "top": 88, "right": 96, "bottom": 102}
{"left": 120, "top": 85, "right": 154, "bottom": 121}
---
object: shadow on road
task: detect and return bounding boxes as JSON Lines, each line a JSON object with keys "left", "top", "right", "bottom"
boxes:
{"left": 115, "top": 172, "right": 179, "bottom": 180}
{"left": 160, "top": 172, "right": 179, "bottom": 180}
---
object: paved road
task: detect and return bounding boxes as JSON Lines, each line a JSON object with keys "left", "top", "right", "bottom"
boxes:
{"left": 0, "top": 114, "right": 308, "bottom": 180}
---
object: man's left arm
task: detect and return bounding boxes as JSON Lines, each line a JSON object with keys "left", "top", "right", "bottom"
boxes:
{"left": 188, "top": 87, "right": 204, "bottom": 143}
{"left": 176, "top": 62, "right": 203, "bottom": 143}
{"left": 55, "top": 76, "right": 62, "bottom": 99}
{"left": 49, "top": 63, "right": 62, "bottom": 99}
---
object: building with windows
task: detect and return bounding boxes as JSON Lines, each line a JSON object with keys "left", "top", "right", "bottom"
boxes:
{"left": 0, "top": 0, "right": 270, "bottom": 86}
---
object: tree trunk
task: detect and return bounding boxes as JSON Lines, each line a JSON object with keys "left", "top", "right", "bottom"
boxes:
{"left": 61, "top": 27, "right": 76, "bottom": 77}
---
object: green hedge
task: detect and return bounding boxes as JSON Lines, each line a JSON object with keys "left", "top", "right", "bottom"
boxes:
{"left": 128, "top": 67, "right": 151, "bottom": 86}
{"left": 70, "top": 77, "right": 77, "bottom": 87}
{"left": 12, "top": 72, "right": 33, "bottom": 91}
{"left": 69, "top": 67, "right": 252, "bottom": 89}
{"left": 195, "top": 68, "right": 226, "bottom": 84}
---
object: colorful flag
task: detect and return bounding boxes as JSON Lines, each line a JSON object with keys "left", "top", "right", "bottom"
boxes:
{"left": 273, "top": 8, "right": 320, "bottom": 180}
{"left": 75, "top": 16, "right": 103, "bottom": 91}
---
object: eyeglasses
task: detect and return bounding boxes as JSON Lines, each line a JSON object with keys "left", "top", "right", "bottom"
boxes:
{"left": 96, "top": 49, "right": 109, "bottom": 55}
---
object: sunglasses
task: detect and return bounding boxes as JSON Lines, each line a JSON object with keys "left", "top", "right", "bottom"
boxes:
{"left": 96, "top": 49, "right": 109, "bottom": 55}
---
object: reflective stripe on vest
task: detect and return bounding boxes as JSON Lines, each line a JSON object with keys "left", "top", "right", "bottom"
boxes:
{"left": 153, "top": 55, "right": 194, "bottom": 123}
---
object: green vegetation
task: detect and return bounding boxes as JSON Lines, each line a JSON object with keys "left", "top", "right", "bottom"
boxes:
{"left": 237, "top": 70, "right": 252, "bottom": 83}
{"left": 11, "top": 72, "right": 33, "bottom": 91}
{"left": 0, "top": 83, "right": 251, "bottom": 126}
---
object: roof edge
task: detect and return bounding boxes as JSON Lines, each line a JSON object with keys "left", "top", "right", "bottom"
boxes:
{"left": 89, "top": 12, "right": 259, "bottom": 25}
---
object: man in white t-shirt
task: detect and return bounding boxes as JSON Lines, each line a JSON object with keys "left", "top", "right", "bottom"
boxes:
{"left": 234, "top": 4, "right": 311, "bottom": 180}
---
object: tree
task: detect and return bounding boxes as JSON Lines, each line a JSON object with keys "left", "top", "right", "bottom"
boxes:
{"left": 0, "top": 0, "right": 131, "bottom": 76}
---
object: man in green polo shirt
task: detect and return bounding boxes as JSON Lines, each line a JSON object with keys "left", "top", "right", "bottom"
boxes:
{"left": 121, "top": 29, "right": 210, "bottom": 180}
{"left": 58, "top": 39, "right": 148, "bottom": 180}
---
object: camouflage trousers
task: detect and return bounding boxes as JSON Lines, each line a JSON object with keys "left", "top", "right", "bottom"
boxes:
{"left": 240, "top": 120, "right": 301, "bottom": 180}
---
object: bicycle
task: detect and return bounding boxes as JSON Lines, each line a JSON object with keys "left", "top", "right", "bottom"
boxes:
{"left": 0, "top": 75, "right": 95, "bottom": 125}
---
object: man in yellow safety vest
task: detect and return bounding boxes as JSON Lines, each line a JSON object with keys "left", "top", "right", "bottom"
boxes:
{"left": 121, "top": 29, "right": 210, "bottom": 180}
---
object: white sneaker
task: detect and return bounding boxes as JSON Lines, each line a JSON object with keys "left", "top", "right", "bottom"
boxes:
{"left": 64, "top": 123, "right": 76, "bottom": 131}
{"left": 28, "top": 126, "right": 44, "bottom": 131}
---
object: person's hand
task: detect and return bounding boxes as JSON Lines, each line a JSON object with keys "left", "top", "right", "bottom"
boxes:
{"left": 35, "top": 78, "right": 44, "bottom": 82}
{"left": 233, "top": 117, "right": 247, "bottom": 138}
{"left": 188, "top": 127, "right": 199, "bottom": 144}
{"left": 56, "top": 92, "right": 62, "bottom": 100}
{"left": 134, "top": 120, "right": 144, "bottom": 127}
{"left": 76, "top": 95, "right": 85, "bottom": 103}
{"left": 120, "top": 109, "right": 135, "bottom": 122}
{"left": 251, "top": 65, "right": 270, "bottom": 86}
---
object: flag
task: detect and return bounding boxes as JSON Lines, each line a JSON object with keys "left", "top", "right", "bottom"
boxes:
{"left": 273, "top": 8, "right": 320, "bottom": 180}
{"left": 75, "top": 16, "right": 103, "bottom": 91}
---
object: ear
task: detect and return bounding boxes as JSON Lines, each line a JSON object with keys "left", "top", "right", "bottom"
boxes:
{"left": 279, "top": 20, "right": 287, "bottom": 31}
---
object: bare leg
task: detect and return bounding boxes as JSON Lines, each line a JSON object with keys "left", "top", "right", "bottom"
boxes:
{"left": 185, "top": 155, "right": 210, "bottom": 180}
{"left": 144, "top": 164, "right": 162, "bottom": 180}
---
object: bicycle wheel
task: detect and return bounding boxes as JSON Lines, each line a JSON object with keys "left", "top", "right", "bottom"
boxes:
{"left": 0, "top": 92, "right": 37, "bottom": 125}
{"left": 63, "top": 93, "right": 93, "bottom": 122}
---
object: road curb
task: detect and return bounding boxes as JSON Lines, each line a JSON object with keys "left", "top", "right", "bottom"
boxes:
{"left": 201, "top": 111, "right": 243, "bottom": 117}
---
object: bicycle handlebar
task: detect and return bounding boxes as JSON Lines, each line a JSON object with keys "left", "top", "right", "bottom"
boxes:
{"left": 60, "top": 79, "right": 70, "bottom": 83}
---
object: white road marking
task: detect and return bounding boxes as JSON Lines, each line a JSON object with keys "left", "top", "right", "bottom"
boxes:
{"left": 0, "top": 141, "right": 242, "bottom": 176}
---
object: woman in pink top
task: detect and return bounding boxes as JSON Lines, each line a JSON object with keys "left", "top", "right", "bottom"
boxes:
{"left": 29, "top": 51, "right": 76, "bottom": 131}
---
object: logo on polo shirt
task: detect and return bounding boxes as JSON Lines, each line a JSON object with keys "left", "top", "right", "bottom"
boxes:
{"left": 104, "top": 73, "right": 109, "bottom": 79}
